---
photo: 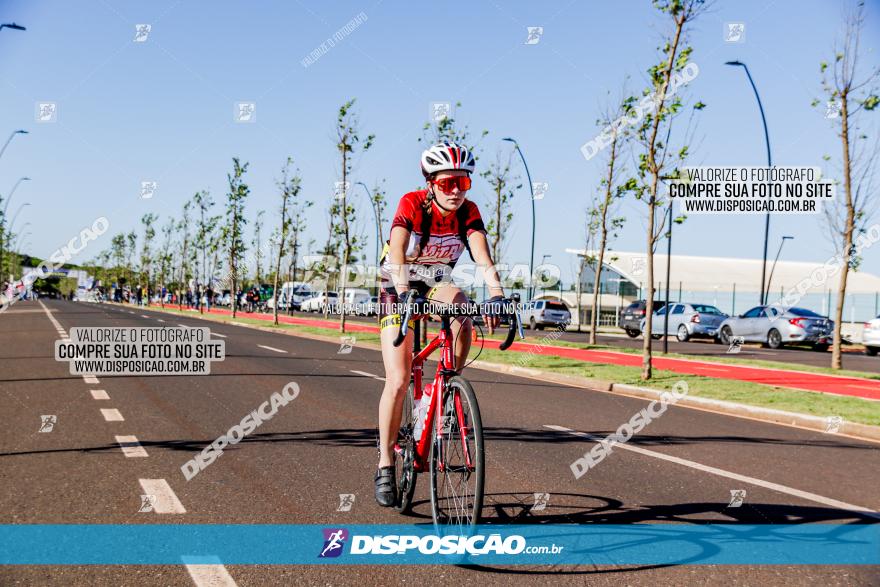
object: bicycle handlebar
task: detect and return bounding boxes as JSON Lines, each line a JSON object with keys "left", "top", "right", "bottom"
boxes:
{"left": 392, "top": 293, "right": 524, "bottom": 349}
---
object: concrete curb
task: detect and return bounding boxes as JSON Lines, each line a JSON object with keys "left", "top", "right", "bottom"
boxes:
{"left": 118, "top": 302, "right": 880, "bottom": 444}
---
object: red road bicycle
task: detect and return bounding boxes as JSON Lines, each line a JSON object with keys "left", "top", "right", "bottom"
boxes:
{"left": 391, "top": 294, "right": 523, "bottom": 528}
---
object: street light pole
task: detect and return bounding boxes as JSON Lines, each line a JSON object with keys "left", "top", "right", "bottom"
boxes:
{"left": 356, "top": 181, "right": 382, "bottom": 297}
{"left": 726, "top": 60, "right": 772, "bottom": 305}
{"left": 503, "top": 137, "right": 536, "bottom": 301}
{"left": 765, "top": 236, "right": 793, "bottom": 302}
{"left": 2, "top": 176, "right": 31, "bottom": 217}
{"left": 0, "top": 130, "right": 28, "bottom": 161}
{"left": 8, "top": 202, "right": 30, "bottom": 233}
{"left": 0, "top": 177, "right": 31, "bottom": 282}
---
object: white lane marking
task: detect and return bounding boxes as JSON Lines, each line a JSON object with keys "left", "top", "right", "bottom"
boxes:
{"left": 83, "top": 375, "right": 100, "bottom": 385}
{"left": 211, "top": 332, "right": 227, "bottom": 338}
{"left": 39, "top": 299, "right": 66, "bottom": 334}
{"left": 90, "top": 389, "right": 110, "bottom": 400}
{"left": 101, "top": 408, "right": 124, "bottom": 422}
{"left": 141, "top": 314, "right": 150, "bottom": 318}
{"left": 179, "top": 324, "right": 190, "bottom": 328}
{"left": 138, "top": 479, "right": 186, "bottom": 514}
{"left": 545, "top": 425, "right": 880, "bottom": 519}
{"left": 115, "top": 435, "right": 148, "bottom": 458}
{"left": 157, "top": 319, "right": 165, "bottom": 323}
{"left": 350, "top": 369, "right": 386, "bottom": 382}
{"left": 257, "top": 344, "right": 287, "bottom": 354}
{"left": 184, "top": 558, "right": 238, "bottom": 587}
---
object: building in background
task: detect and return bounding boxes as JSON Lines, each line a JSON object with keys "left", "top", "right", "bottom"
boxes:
{"left": 558, "top": 249, "right": 880, "bottom": 328}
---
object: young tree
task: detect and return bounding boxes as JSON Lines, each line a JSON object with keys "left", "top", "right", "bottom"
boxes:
{"left": 272, "top": 157, "right": 304, "bottom": 325}
{"left": 814, "top": 1, "right": 880, "bottom": 369}
{"left": 125, "top": 231, "right": 137, "bottom": 288}
{"left": 110, "top": 234, "right": 127, "bottom": 288}
{"left": 420, "top": 101, "right": 489, "bottom": 147}
{"left": 177, "top": 201, "right": 192, "bottom": 308}
{"left": 193, "top": 190, "right": 219, "bottom": 289}
{"left": 252, "top": 209, "right": 265, "bottom": 285}
{"left": 631, "top": 0, "right": 707, "bottom": 380}
{"left": 158, "top": 217, "right": 175, "bottom": 303}
{"left": 481, "top": 148, "right": 521, "bottom": 263}
{"left": 225, "top": 158, "right": 250, "bottom": 318}
{"left": 139, "top": 213, "right": 157, "bottom": 303}
{"left": 588, "top": 95, "right": 633, "bottom": 344}
{"left": 335, "top": 98, "right": 375, "bottom": 333}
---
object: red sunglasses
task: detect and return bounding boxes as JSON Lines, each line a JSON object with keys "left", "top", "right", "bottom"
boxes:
{"left": 431, "top": 175, "right": 472, "bottom": 194}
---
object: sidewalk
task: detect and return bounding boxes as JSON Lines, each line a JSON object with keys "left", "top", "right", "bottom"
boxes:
{"left": 159, "top": 304, "right": 880, "bottom": 402}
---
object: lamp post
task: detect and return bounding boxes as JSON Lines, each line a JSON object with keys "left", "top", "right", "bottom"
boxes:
{"left": 8, "top": 202, "right": 30, "bottom": 232}
{"left": 765, "top": 236, "right": 793, "bottom": 303}
{"left": 0, "top": 177, "right": 31, "bottom": 280}
{"left": 725, "top": 60, "right": 772, "bottom": 304}
{"left": 0, "top": 130, "right": 28, "bottom": 161}
{"left": 502, "top": 137, "right": 536, "bottom": 301}
{"left": 2, "top": 176, "right": 31, "bottom": 216}
{"left": 355, "top": 182, "right": 383, "bottom": 297}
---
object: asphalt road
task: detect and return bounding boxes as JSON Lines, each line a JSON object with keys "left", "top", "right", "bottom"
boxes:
{"left": 291, "top": 308, "right": 880, "bottom": 373}
{"left": 1, "top": 299, "right": 878, "bottom": 586}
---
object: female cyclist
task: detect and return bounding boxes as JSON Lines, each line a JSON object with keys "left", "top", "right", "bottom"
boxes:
{"left": 374, "top": 141, "right": 506, "bottom": 506}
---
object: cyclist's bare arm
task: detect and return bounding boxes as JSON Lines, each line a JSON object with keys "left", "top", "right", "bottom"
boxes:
{"left": 467, "top": 231, "right": 504, "bottom": 297}
{"left": 387, "top": 226, "right": 411, "bottom": 295}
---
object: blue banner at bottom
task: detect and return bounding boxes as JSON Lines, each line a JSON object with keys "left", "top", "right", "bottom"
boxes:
{"left": 0, "top": 524, "right": 877, "bottom": 565}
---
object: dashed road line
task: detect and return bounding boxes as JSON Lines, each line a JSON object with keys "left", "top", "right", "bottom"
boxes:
{"left": 141, "top": 314, "right": 150, "bottom": 318}
{"left": 211, "top": 332, "right": 227, "bottom": 338}
{"left": 90, "top": 389, "right": 110, "bottom": 400}
{"left": 157, "top": 318, "right": 166, "bottom": 323}
{"left": 350, "top": 369, "right": 386, "bottom": 382}
{"left": 115, "top": 435, "right": 149, "bottom": 458}
{"left": 83, "top": 375, "right": 100, "bottom": 385}
{"left": 100, "top": 408, "right": 124, "bottom": 422}
{"left": 257, "top": 344, "right": 287, "bottom": 354}
{"left": 138, "top": 479, "right": 186, "bottom": 514}
{"left": 545, "top": 424, "right": 880, "bottom": 519}
{"left": 184, "top": 558, "right": 238, "bottom": 587}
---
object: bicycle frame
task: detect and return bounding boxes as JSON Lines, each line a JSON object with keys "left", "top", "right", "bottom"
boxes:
{"left": 409, "top": 316, "right": 472, "bottom": 474}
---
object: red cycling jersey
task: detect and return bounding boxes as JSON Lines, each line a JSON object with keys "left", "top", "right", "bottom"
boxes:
{"left": 380, "top": 190, "right": 486, "bottom": 285}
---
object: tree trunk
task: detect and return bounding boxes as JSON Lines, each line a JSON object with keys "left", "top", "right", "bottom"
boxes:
{"left": 832, "top": 94, "right": 854, "bottom": 370}
{"left": 340, "top": 151, "right": 349, "bottom": 333}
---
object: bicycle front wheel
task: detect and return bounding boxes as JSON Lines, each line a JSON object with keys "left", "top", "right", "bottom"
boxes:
{"left": 429, "top": 375, "right": 484, "bottom": 529}
{"left": 394, "top": 383, "right": 418, "bottom": 513}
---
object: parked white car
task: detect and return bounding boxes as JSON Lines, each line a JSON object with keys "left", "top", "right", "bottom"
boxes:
{"left": 300, "top": 292, "right": 339, "bottom": 313}
{"left": 863, "top": 316, "right": 880, "bottom": 356}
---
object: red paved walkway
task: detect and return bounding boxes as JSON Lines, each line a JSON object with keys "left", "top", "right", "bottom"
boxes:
{"left": 163, "top": 305, "right": 880, "bottom": 401}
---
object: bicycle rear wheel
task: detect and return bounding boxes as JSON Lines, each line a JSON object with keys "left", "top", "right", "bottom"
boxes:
{"left": 429, "top": 375, "right": 484, "bottom": 529}
{"left": 393, "top": 383, "right": 418, "bottom": 513}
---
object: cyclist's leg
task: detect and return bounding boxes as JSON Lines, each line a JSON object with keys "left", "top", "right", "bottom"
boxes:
{"left": 426, "top": 284, "right": 472, "bottom": 372}
{"left": 377, "top": 293, "right": 414, "bottom": 469}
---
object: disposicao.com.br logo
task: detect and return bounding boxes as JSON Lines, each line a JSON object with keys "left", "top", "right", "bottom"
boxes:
{"left": 318, "top": 528, "right": 563, "bottom": 557}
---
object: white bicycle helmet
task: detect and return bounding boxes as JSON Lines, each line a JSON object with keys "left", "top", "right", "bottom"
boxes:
{"left": 420, "top": 141, "right": 476, "bottom": 178}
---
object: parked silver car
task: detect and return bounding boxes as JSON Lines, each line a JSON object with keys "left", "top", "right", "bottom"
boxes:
{"left": 522, "top": 299, "right": 571, "bottom": 330}
{"left": 863, "top": 316, "right": 880, "bottom": 356}
{"left": 640, "top": 303, "right": 727, "bottom": 342}
{"left": 717, "top": 306, "right": 833, "bottom": 350}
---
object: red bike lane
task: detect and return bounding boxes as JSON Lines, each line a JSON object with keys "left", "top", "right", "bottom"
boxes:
{"left": 172, "top": 306, "right": 880, "bottom": 401}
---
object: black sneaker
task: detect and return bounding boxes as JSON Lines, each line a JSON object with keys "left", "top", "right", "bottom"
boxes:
{"left": 374, "top": 466, "right": 396, "bottom": 507}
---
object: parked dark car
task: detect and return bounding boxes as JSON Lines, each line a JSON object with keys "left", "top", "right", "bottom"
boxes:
{"left": 619, "top": 300, "right": 667, "bottom": 337}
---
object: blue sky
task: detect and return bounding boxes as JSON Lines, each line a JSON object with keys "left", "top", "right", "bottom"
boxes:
{"left": 1, "top": 0, "right": 878, "bottom": 285}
